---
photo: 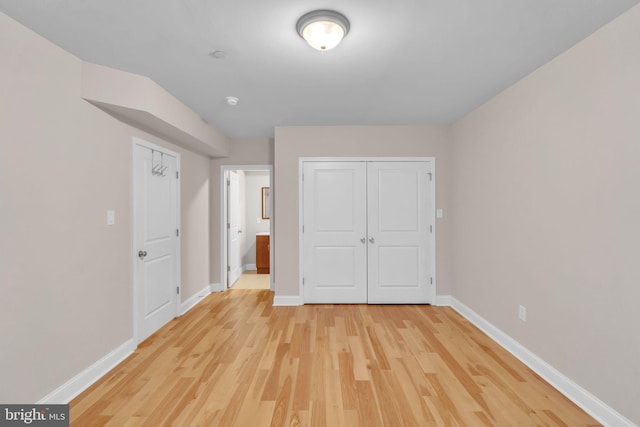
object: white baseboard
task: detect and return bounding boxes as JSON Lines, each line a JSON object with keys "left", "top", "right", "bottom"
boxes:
{"left": 434, "top": 295, "right": 452, "bottom": 306}
{"left": 273, "top": 295, "right": 303, "bottom": 306}
{"left": 442, "top": 296, "right": 635, "bottom": 427}
{"left": 38, "top": 339, "right": 136, "bottom": 404}
{"left": 180, "top": 285, "right": 211, "bottom": 315}
{"left": 245, "top": 264, "right": 257, "bottom": 271}
{"left": 210, "top": 282, "right": 225, "bottom": 293}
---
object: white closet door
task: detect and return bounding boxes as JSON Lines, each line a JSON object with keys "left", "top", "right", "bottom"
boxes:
{"left": 367, "top": 162, "right": 433, "bottom": 304}
{"left": 303, "top": 162, "right": 368, "bottom": 303}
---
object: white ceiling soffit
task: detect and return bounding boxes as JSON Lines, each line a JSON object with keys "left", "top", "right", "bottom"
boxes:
{"left": 0, "top": 0, "right": 638, "bottom": 139}
{"left": 81, "top": 61, "right": 230, "bottom": 157}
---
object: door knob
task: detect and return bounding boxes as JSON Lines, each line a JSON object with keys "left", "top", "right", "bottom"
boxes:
{"left": 360, "top": 237, "right": 366, "bottom": 244}
{"left": 369, "top": 237, "right": 375, "bottom": 244}
{"left": 138, "top": 250, "right": 147, "bottom": 259}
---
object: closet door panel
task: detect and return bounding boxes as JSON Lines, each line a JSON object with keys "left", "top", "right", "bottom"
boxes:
{"left": 303, "top": 162, "right": 368, "bottom": 303}
{"left": 367, "top": 162, "right": 432, "bottom": 304}
{"left": 377, "top": 246, "right": 420, "bottom": 287}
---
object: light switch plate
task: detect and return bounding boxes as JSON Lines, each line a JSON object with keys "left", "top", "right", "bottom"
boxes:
{"left": 518, "top": 305, "right": 526, "bottom": 322}
{"left": 107, "top": 210, "right": 115, "bottom": 225}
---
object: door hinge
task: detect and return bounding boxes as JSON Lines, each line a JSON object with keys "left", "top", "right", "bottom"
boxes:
{"left": 430, "top": 277, "right": 433, "bottom": 285}
{"left": 302, "top": 277, "right": 305, "bottom": 285}
{"left": 227, "top": 266, "right": 231, "bottom": 272}
{"left": 176, "top": 286, "right": 180, "bottom": 294}
{"left": 227, "top": 223, "right": 230, "bottom": 229}
{"left": 176, "top": 171, "right": 179, "bottom": 179}
{"left": 430, "top": 225, "right": 433, "bottom": 233}
{"left": 176, "top": 229, "right": 180, "bottom": 237}
{"left": 227, "top": 179, "right": 230, "bottom": 187}
{"left": 428, "top": 172, "right": 433, "bottom": 181}
{"left": 302, "top": 225, "right": 304, "bottom": 233}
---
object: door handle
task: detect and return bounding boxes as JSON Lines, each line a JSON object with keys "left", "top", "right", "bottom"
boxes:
{"left": 360, "top": 237, "right": 366, "bottom": 244}
{"left": 369, "top": 237, "right": 375, "bottom": 244}
{"left": 238, "top": 230, "right": 243, "bottom": 233}
{"left": 138, "top": 250, "right": 148, "bottom": 259}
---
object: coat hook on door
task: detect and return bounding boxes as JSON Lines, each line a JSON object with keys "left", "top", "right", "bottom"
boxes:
{"left": 151, "top": 150, "right": 167, "bottom": 177}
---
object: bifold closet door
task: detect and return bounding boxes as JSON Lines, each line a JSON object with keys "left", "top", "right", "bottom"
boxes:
{"left": 303, "top": 162, "right": 368, "bottom": 303}
{"left": 367, "top": 162, "right": 432, "bottom": 304}
{"left": 303, "top": 160, "right": 433, "bottom": 304}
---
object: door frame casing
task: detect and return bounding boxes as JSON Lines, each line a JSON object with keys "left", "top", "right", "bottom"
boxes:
{"left": 227, "top": 171, "right": 242, "bottom": 287}
{"left": 298, "top": 157, "right": 436, "bottom": 304}
{"left": 220, "top": 165, "right": 274, "bottom": 291}
{"left": 131, "top": 137, "right": 181, "bottom": 343}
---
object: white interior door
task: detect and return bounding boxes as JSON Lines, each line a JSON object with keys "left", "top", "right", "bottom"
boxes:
{"left": 303, "top": 162, "right": 368, "bottom": 303}
{"left": 227, "top": 171, "right": 242, "bottom": 287}
{"left": 134, "top": 142, "right": 179, "bottom": 343}
{"left": 367, "top": 162, "right": 433, "bottom": 303}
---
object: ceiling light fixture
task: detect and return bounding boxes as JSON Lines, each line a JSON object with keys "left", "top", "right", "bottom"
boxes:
{"left": 296, "top": 10, "right": 350, "bottom": 51}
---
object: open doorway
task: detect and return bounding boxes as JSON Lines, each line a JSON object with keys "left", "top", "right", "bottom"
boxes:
{"left": 221, "top": 165, "right": 273, "bottom": 291}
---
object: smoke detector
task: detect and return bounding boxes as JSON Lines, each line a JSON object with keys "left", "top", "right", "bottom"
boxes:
{"left": 209, "top": 50, "right": 226, "bottom": 59}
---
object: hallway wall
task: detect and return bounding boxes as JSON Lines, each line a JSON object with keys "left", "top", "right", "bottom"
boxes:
{"left": 0, "top": 11, "right": 212, "bottom": 403}
{"left": 451, "top": 5, "right": 640, "bottom": 423}
{"left": 273, "top": 125, "right": 453, "bottom": 299}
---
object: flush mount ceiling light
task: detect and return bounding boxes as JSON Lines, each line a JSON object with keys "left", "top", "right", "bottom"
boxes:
{"left": 225, "top": 96, "right": 239, "bottom": 106}
{"left": 296, "top": 10, "right": 350, "bottom": 51}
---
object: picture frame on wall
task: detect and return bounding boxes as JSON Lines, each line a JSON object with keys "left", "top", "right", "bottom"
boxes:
{"left": 262, "top": 187, "right": 270, "bottom": 219}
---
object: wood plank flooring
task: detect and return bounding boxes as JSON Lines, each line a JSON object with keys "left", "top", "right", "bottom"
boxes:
{"left": 71, "top": 290, "right": 600, "bottom": 426}
{"left": 230, "top": 271, "right": 270, "bottom": 290}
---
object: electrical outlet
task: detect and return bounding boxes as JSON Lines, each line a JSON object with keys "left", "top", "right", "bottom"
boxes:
{"left": 518, "top": 305, "right": 527, "bottom": 322}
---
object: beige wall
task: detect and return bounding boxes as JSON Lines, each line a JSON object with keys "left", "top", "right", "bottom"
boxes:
{"left": 0, "top": 11, "right": 212, "bottom": 403}
{"left": 451, "top": 5, "right": 640, "bottom": 423}
{"left": 210, "top": 138, "right": 274, "bottom": 285}
{"left": 273, "top": 126, "right": 453, "bottom": 298}
{"left": 179, "top": 149, "right": 211, "bottom": 299}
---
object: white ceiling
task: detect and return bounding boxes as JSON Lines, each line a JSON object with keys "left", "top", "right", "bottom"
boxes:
{"left": 1, "top": 0, "right": 638, "bottom": 139}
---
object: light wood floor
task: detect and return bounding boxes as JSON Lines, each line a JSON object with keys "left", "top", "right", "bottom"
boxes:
{"left": 71, "top": 290, "right": 600, "bottom": 426}
{"left": 231, "top": 271, "right": 270, "bottom": 290}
